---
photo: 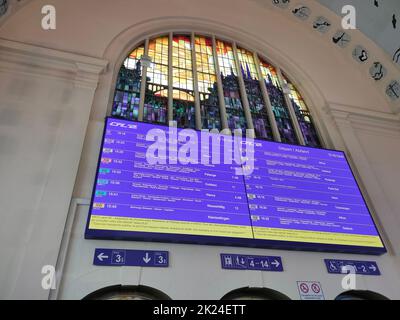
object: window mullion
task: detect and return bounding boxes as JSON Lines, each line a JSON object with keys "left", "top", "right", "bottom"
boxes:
{"left": 232, "top": 42, "right": 255, "bottom": 138}
{"left": 212, "top": 36, "right": 229, "bottom": 131}
{"left": 277, "top": 67, "right": 306, "bottom": 145}
{"left": 138, "top": 38, "right": 149, "bottom": 122}
{"left": 168, "top": 32, "right": 174, "bottom": 124}
{"left": 191, "top": 32, "right": 202, "bottom": 130}
{"left": 253, "top": 53, "right": 281, "bottom": 142}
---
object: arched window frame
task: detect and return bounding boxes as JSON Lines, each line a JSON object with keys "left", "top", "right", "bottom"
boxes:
{"left": 111, "top": 32, "right": 323, "bottom": 148}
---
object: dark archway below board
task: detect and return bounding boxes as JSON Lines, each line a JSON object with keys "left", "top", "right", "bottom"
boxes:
{"left": 221, "top": 287, "right": 291, "bottom": 300}
{"left": 335, "top": 290, "right": 389, "bottom": 300}
{"left": 82, "top": 285, "right": 172, "bottom": 300}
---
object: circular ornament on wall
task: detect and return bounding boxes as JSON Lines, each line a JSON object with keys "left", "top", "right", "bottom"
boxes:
{"left": 352, "top": 45, "right": 369, "bottom": 63}
{"left": 0, "top": 0, "right": 9, "bottom": 17}
{"left": 369, "top": 62, "right": 387, "bottom": 81}
{"left": 292, "top": 6, "right": 311, "bottom": 20}
{"left": 332, "top": 30, "right": 351, "bottom": 48}
{"left": 386, "top": 80, "right": 400, "bottom": 101}
{"left": 272, "top": 0, "right": 290, "bottom": 9}
{"left": 313, "top": 16, "right": 332, "bottom": 34}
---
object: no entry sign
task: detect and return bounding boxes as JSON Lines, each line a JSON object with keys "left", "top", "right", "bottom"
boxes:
{"left": 297, "top": 281, "right": 325, "bottom": 300}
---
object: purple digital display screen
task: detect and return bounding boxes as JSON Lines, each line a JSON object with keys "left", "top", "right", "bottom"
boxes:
{"left": 85, "top": 118, "right": 386, "bottom": 255}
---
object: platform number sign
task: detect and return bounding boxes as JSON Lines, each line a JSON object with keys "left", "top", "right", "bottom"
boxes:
{"left": 93, "top": 248, "right": 169, "bottom": 267}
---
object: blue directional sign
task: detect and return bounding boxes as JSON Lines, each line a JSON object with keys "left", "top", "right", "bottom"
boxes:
{"left": 93, "top": 248, "right": 169, "bottom": 267}
{"left": 324, "top": 259, "right": 381, "bottom": 276}
{"left": 221, "top": 254, "right": 283, "bottom": 272}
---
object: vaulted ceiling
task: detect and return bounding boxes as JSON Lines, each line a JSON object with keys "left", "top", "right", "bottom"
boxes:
{"left": 0, "top": 0, "right": 399, "bottom": 104}
{"left": 318, "top": 0, "right": 399, "bottom": 64}
{"left": 1, "top": 0, "right": 399, "bottom": 65}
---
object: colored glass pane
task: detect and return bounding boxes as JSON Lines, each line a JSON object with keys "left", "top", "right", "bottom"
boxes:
{"left": 144, "top": 36, "right": 169, "bottom": 124}
{"left": 112, "top": 44, "right": 144, "bottom": 121}
{"left": 195, "top": 36, "right": 221, "bottom": 130}
{"left": 216, "top": 40, "right": 246, "bottom": 132}
{"left": 237, "top": 48, "right": 273, "bottom": 140}
{"left": 172, "top": 35, "right": 195, "bottom": 129}
{"left": 260, "top": 59, "right": 298, "bottom": 144}
{"left": 282, "top": 74, "right": 322, "bottom": 147}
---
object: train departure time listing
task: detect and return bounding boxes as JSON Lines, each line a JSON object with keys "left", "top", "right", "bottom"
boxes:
{"left": 85, "top": 118, "right": 385, "bottom": 254}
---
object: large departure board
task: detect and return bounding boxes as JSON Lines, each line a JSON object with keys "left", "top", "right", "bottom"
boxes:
{"left": 85, "top": 118, "right": 386, "bottom": 255}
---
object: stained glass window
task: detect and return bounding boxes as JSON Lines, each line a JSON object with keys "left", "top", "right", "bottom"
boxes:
{"left": 237, "top": 48, "right": 273, "bottom": 140}
{"left": 195, "top": 36, "right": 221, "bottom": 130}
{"left": 112, "top": 34, "right": 323, "bottom": 148}
{"left": 172, "top": 35, "right": 196, "bottom": 129}
{"left": 216, "top": 40, "right": 247, "bottom": 132}
{"left": 112, "top": 44, "right": 144, "bottom": 120}
{"left": 259, "top": 59, "right": 298, "bottom": 144}
{"left": 282, "top": 74, "right": 322, "bottom": 147}
{"left": 144, "top": 36, "right": 169, "bottom": 124}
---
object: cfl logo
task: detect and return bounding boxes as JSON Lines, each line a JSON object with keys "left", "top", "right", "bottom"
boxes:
{"left": 41, "top": 265, "right": 56, "bottom": 290}
{"left": 110, "top": 122, "right": 137, "bottom": 129}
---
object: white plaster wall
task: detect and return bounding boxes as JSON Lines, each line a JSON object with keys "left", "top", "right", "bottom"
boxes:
{"left": 0, "top": 0, "right": 399, "bottom": 299}
{"left": 0, "top": 40, "right": 107, "bottom": 299}
{"left": 56, "top": 200, "right": 400, "bottom": 300}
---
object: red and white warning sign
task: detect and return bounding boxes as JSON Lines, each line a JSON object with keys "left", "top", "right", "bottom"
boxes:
{"left": 297, "top": 281, "right": 325, "bottom": 300}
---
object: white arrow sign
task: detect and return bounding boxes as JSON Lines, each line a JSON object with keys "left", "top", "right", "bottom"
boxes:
{"left": 271, "top": 260, "right": 280, "bottom": 268}
{"left": 97, "top": 253, "right": 109, "bottom": 262}
{"left": 369, "top": 265, "right": 377, "bottom": 272}
{"left": 143, "top": 253, "right": 151, "bottom": 264}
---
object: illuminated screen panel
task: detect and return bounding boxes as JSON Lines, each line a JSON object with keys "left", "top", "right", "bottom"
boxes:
{"left": 85, "top": 118, "right": 386, "bottom": 255}
{"left": 246, "top": 143, "right": 385, "bottom": 251}
{"left": 86, "top": 118, "right": 253, "bottom": 240}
